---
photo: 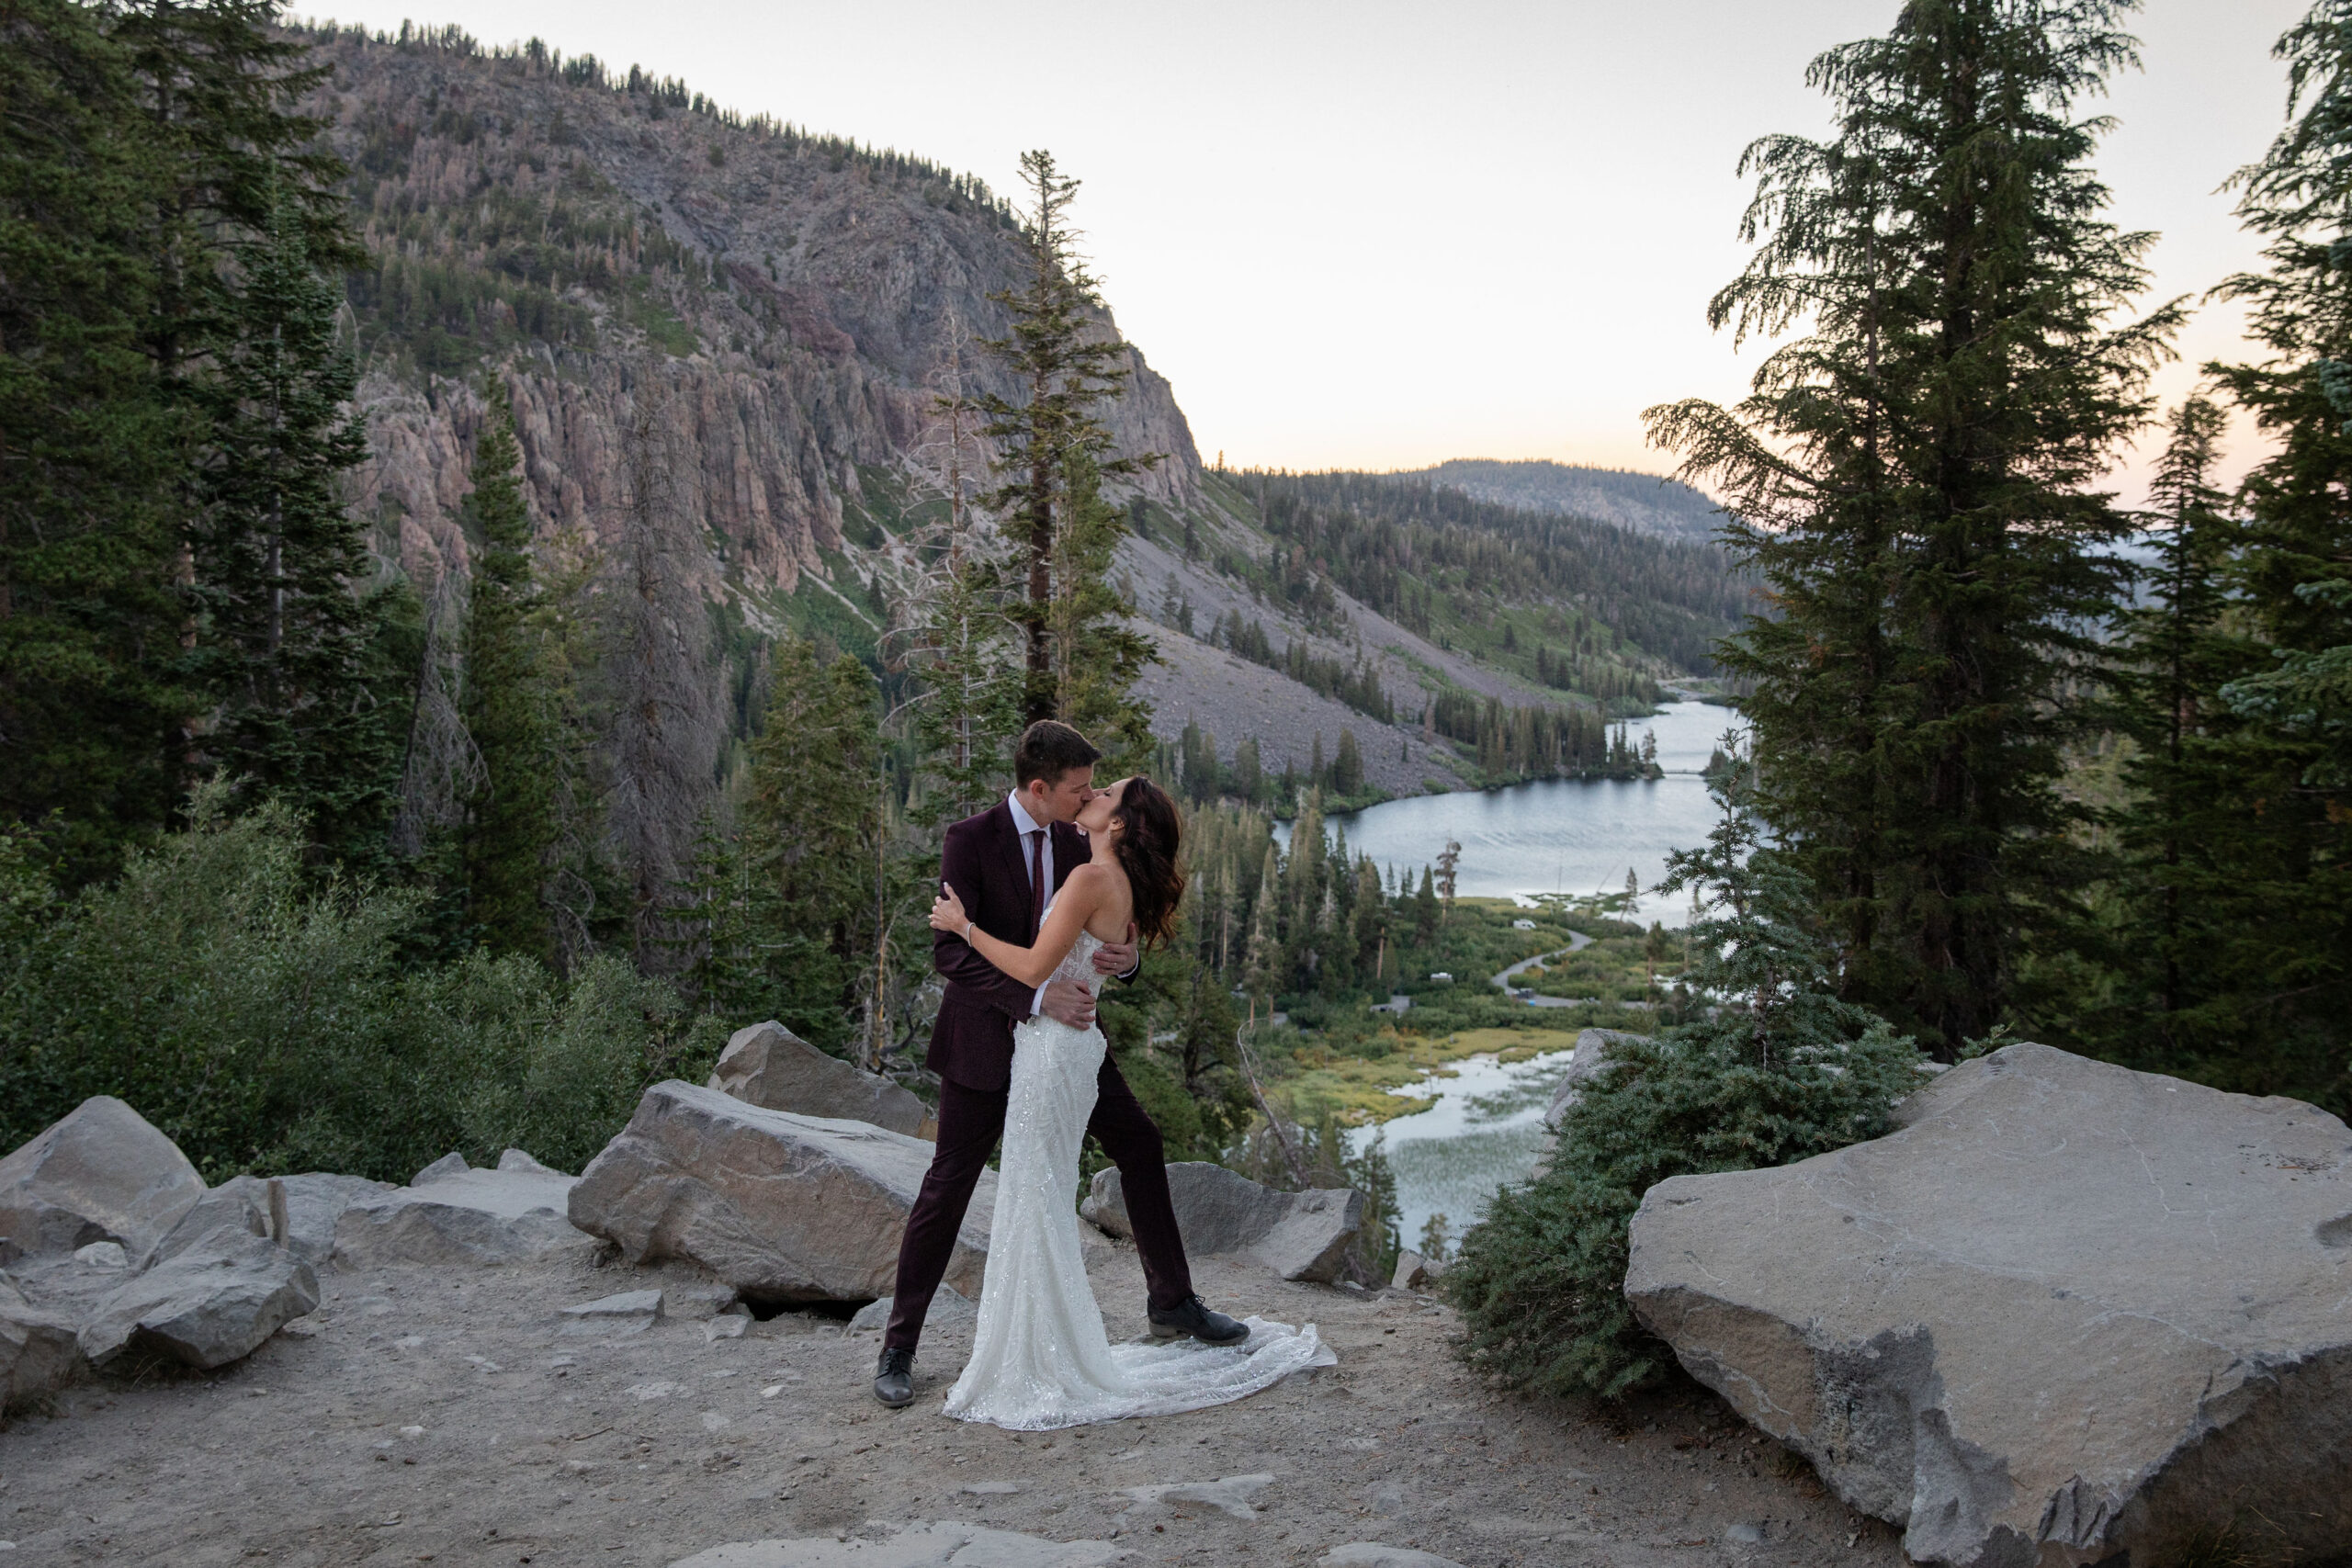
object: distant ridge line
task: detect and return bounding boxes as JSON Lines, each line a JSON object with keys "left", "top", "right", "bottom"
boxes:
{"left": 1402, "top": 457, "right": 1730, "bottom": 545}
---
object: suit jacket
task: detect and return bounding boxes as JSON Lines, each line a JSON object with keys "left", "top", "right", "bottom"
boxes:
{"left": 928, "top": 799, "right": 1092, "bottom": 1093}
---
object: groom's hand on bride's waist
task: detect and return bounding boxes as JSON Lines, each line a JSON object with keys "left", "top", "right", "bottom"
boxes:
{"left": 1092, "top": 925, "right": 1138, "bottom": 981}
{"left": 1038, "top": 978, "right": 1098, "bottom": 1030}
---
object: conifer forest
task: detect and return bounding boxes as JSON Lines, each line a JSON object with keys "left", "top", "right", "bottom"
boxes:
{"left": 0, "top": 0, "right": 2346, "bottom": 1386}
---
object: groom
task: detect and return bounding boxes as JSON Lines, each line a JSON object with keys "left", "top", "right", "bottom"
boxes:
{"left": 875, "top": 719, "right": 1247, "bottom": 1407}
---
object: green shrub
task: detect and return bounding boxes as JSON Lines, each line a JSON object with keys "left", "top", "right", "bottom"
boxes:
{"left": 0, "top": 785, "right": 713, "bottom": 1182}
{"left": 1444, "top": 747, "right": 1923, "bottom": 1399}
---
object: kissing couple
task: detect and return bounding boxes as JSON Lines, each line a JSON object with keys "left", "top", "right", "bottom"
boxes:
{"left": 874, "top": 719, "right": 1334, "bottom": 1429}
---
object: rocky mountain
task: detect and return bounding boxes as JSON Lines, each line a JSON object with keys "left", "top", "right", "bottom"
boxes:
{"left": 305, "top": 24, "right": 1200, "bottom": 613}
{"left": 305, "top": 24, "right": 1735, "bottom": 802}
{"left": 1410, "top": 459, "right": 1727, "bottom": 544}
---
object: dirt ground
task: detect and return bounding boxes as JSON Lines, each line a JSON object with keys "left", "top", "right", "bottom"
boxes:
{"left": 0, "top": 1240, "right": 1908, "bottom": 1567}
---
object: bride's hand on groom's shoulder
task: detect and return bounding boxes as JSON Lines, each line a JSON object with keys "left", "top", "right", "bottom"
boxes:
{"left": 929, "top": 883, "right": 971, "bottom": 938}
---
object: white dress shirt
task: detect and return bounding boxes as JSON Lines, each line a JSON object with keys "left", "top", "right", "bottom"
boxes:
{"left": 1006, "top": 791, "right": 1054, "bottom": 1018}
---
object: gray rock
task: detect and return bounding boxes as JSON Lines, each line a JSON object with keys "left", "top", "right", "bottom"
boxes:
{"left": 334, "top": 1167, "right": 594, "bottom": 1268}
{"left": 496, "top": 1148, "right": 567, "bottom": 1176}
{"left": 1118, "top": 1472, "right": 1274, "bottom": 1518}
{"left": 145, "top": 1172, "right": 393, "bottom": 1267}
{"left": 570, "top": 1080, "right": 991, "bottom": 1306}
{"left": 0, "top": 1097, "right": 204, "bottom": 1260}
{"left": 1082, "top": 1162, "right": 1362, "bottom": 1284}
{"left": 0, "top": 1272, "right": 80, "bottom": 1411}
{"left": 669, "top": 1522, "right": 1125, "bottom": 1567}
{"left": 707, "top": 1021, "right": 931, "bottom": 1137}
{"left": 703, "top": 1307, "right": 750, "bottom": 1341}
{"left": 1389, "top": 1250, "right": 1442, "bottom": 1292}
{"left": 1626, "top": 1042, "right": 2352, "bottom": 1568}
{"left": 81, "top": 1224, "right": 318, "bottom": 1371}
{"left": 848, "top": 1285, "right": 975, "bottom": 1335}
{"left": 411, "top": 1151, "right": 469, "bottom": 1186}
{"left": 1542, "top": 1029, "right": 1644, "bottom": 1131}
{"left": 1321, "top": 1549, "right": 1467, "bottom": 1568}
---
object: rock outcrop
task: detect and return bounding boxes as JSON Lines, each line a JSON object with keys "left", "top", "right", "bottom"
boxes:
{"left": 81, "top": 1227, "right": 319, "bottom": 1371}
{"left": 707, "top": 1021, "right": 930, "bottom": 1137}
{"left": 1625, "top": 1042, "right": 2352, "bottom": 1568}
{"left": 1542, "top": 1028, "right": 1643, "bottom": 1131}
{"left": 334, "top": 1166, "right": 595, "bottom": 1268}
{"left": 1082, "top": 1163, "right": 1363, "bottom": 1284}
{"left": 300, "top": 27, "right": 1200, "bottom": 615}
{"left": 0, "top": 1097, "right": 206, "bottom": 1263}
{"left": 0, "top": 1271, "right": 81, "bottom": 1410}
{"left": 147, "top": 1172, "right": 396, "bottom": 1269}
{"left": 570, "top": 1080, "right": 990, "bottom": 1306}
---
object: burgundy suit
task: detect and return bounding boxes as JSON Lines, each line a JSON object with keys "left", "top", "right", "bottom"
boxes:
{"left": 885, "top": 799, "right": 1194, "bottom": 1352}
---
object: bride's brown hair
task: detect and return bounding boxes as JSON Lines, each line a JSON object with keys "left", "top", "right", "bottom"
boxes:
{"left": 1111, "top": 776, "right": 1186, "bottom": 950}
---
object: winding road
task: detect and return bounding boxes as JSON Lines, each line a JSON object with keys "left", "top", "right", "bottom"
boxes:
{"left": 1490, "top": 932, "right": 1594, "bottom": 1010}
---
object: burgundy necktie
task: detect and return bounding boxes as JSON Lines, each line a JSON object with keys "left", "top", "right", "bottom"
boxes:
{"left": 1026, "top": 829, "right": 1045, "bottom": 938}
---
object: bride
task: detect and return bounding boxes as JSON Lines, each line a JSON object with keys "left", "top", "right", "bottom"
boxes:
{"left": 926, "top": 774, "right": 1334, "bottom": 1429}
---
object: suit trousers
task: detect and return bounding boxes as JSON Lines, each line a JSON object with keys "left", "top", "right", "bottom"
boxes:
{"left": 884, "top": 1053, "right": 1194, "bottom": 1353}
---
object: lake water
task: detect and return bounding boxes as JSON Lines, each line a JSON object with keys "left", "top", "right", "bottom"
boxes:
{"left": 1351, "top": 1047, "right": 1580, "bottom": 1257}
{"left": 1283, "top": 698, "right": 1736, "bottom": 928}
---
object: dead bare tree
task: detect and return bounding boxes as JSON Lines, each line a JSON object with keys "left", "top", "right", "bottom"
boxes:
{"left": 389, "top": 565, "right": 481, "bottom": 860}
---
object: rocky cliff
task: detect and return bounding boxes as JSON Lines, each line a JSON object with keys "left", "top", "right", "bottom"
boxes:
{"left": 304, "top": 26, "right": 1201, "bottom": 606}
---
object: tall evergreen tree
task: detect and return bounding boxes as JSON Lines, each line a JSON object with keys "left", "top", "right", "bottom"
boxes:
{"left": 2069, "top": 399, "right": 2248, "bottom": 1064}
{"left": 0, "top": 0, "right": 194, "bottom": 879}
{"left": 1050, "top": 449, "right": 1156, "bottom": 767}
{"left": 978, "top": 150, "right": 1158, "bottom": 728}
{"left": 455, "top": 389, "right": 559, "bottom": 961}
{"left": 2163, "top": 0, "right": 2352, "bottom": 1111}
{"left": 725, "top": 636, "right": 879, "bottom": 1055}
{"left": 1646, "top": 0, "right": 2180, "bottom": 1055}
{"left": 906, "top": 333, "right": 1022, "bottom": 826}
{"left": 192, "top": 186, "right": 383, "bottom": 865}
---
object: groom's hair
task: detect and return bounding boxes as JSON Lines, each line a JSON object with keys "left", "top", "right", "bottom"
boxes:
{"left": 1013, "top": 720, "right": 1102, "bottom": 787}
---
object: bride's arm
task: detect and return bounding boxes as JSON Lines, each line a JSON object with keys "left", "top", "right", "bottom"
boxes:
{"left": 930, "top": 866, "right": 1107, "bottom": 989}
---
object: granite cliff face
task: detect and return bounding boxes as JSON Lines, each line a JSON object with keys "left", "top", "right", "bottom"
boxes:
{"left": 305, "top": 28, "right": 1201, "bottom": 604}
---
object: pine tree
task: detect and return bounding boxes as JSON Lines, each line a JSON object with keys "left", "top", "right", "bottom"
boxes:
{"left": 2067, "top": 399, "right": 2244, "bottom": 1059}
{"left": 192, "top": 185, "right": 383, "bottom": 866}
{"left": 731, "top": 636, "right": 880, "bottom": 1053}
{"left": 1646, "top": 0, "right": 2181, "bottom": 1055}
{"left": 455, "top": 389, "right": 559, "bottom": 961}
{"left": 2151, "top": 3, "right": 2352, "bottom": 1111}
{"left": 905, "top": 320, "right": 1022, "bottom": 827}
{"left": 1050, "top": 449, "right": 1156, "bottom": 767}
{"left": 0, "top": 0, "right": 194, "bottom": 880}
{"left": 1447, "top": 737, "right": 1922, "bottom": 1397}
{"left": 1331, "top": 728, "right": 1365, "bottom": 796}
{"left": 977, "top": 151, "right": 1159, "bottom": 728}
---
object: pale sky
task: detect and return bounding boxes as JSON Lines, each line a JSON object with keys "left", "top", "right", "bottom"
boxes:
{"left": 307, "top": 0, "right": 2312, "bottom": 502}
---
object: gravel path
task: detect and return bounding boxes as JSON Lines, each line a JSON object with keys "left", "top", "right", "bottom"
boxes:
{"left": 0, "top": 1245, "right": 1904, "bottom": 1567}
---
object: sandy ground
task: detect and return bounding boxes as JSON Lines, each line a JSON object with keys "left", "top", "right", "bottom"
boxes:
{"left": 0, "top": 1242, "right": 1907, "bottom": 1568}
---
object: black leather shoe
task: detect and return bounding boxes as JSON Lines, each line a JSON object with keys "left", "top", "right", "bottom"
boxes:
{"left": 874, "top": 1346, "right": 914, "bottom": 1407}
{"left": 1148, "top": 1294, "right": 1249, "bottom": 1346}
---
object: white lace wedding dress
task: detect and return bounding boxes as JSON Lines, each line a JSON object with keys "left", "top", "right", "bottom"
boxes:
{"left": 942, "top": 922, "right": 1337, "bottom": 1430}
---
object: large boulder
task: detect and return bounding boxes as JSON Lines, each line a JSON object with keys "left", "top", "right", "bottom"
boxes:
{"left": 148, "top": 1171, "right": 396, "bottom": 1269}
{"left": 1625, "top": 1042, "right": 2352, "bottom": 1568}
{"left": 0, "top": 1097, "right": 205, "bottom": 1261}
{"left": 1542, "top": 1028, "right": 1644, "bottom": 1131}
{"left": 570, "top": 1080, "right": 989, "bottom": 1306}
{"left": 1082, "top": 1162, "right": 1363, "bottom": 1284}
{"left": 0, "top": 1271, "right": 81, "bottom": 1410}
{"left": 333, "top": 1166, "right": 594, "bottom": 1268}
{"left": 81, "top": 1225, "right": 318, "bottom": 1371}
{"left": 708, "top": 1021, "right": 931, "bottom": 1137}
